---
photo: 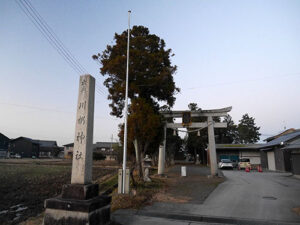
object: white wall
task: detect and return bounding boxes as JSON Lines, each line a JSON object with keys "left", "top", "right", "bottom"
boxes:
{"left": 239, "top": 151, "right": 261, "bottom": 164}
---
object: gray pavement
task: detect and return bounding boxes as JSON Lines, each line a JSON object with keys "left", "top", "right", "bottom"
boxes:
{"left": 195, "top": 170, "right": 300, "bottom": 222}
{"left": 112, "top": 211, "right": 231, "bottom": 225}
{"left": 112, "top": 167, "right": 300, "bottom": 225}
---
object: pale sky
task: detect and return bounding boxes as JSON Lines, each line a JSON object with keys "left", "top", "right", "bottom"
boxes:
{"left": 1, "top": 0, "right": 300, "bottom": 145}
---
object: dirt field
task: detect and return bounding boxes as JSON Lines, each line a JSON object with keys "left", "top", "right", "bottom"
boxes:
{"left": 0, "top": 160, "right": 118, "bottom": 225}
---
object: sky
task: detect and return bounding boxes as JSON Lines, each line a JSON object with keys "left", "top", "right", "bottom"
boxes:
{"left": 0, "top": 0, "right": 300, "bottom": 145}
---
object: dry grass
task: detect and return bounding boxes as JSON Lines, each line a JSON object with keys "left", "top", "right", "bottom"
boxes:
{"left": 111, "top": 177, "right": 165, "bottom": 212}
{"left": 19, "top": 213, "right": 44, "bottom": 225}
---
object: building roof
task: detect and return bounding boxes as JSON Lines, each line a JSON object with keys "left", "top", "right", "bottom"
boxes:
{"left": 63, "top": 143, "right": 74, "bottom": 147}
{"left": 216, "top": 144, "right": 264, "bottom": 150}
{"left": 0, "top": 133, "right": 10, "bottom": 140}
{"left": 93, "top": 142, "right": 118, "bottom": 149}
{"left": 282, "top": 138, "right": 300, "bottom": 150}
{"left": 264, "top": 128, "right": 297, "bottom": 142}
{"left": 10, "top": 136, "right": 34, "bottom": 143}
{"left": 33, "top": 140, "right": 57, "bottom": 147}
{"left": 63, "top": 142, "right": 119, "bottom": 149}
{"left": 10, "top": 137, "right": 57, "bottom": 147}
{"left": 260, "top": 131, "right": 300, "bottom": 150}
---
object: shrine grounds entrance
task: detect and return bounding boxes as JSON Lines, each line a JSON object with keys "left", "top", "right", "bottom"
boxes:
{"left": 159, "top": 107, "right": 232, "bottom": 176}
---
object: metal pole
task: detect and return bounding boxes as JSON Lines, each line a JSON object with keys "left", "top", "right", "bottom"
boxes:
{"left": 110, "top": 134, "right": 113, "bottom": 152}
{"left": 122, "top": 10, "right": 131, "bottom": 194}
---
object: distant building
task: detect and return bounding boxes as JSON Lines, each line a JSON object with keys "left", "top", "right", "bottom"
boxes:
{"left": 260, "top": 130, "right": 300, "bottom": 174}
{"left": 63, "top": 143, "right": 74, "bottom": 159}
{"left": 264, "top": 128, "right": 297, "bottom": 142}
{"left": 63, "top": 141, "right": 119, "bottom": 161}
{"left": 216, "top": 144, "right": 264, "bottom": 165}
{"left": 282, "top": 138, "right": 300, "bottom": 175}
{"left": 93, "top": 142, "right": 118, "bottom": 161}
{"left": 0, "top": 133, "right": 10, "bottom": 158}
{"left": 9, "top": 137, "right": 59, "bottom": 158}
{"left": 37, "top": 140, "right": 60, "bottom": 157}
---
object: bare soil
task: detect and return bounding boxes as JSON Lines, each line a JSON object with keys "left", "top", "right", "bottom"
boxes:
{"left": 153, "top": 165, "right": 224, "bottom": 204}
{"left": 0, "top": 162, "right": 117, "bottom": 225}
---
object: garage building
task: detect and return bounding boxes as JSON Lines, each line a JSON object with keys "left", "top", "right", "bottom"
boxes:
{"left": 260, "top": 130, "right": 300, "bottom": 173}
{"left": 216, "top": 144, "right": 263, "bottom": 165}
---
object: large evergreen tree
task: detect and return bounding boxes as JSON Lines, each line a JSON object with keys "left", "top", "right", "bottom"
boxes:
{"left": 216, "top": 115, "right": 238, "bottom": 144}
{"left": 185, "top": 103, "right": 208, "bottom": 164}
{"left": 93, "top": 26, "right": 179, "bottom": 178}
{"left": 237, "top": 114, "right": 261, "bottom": 144}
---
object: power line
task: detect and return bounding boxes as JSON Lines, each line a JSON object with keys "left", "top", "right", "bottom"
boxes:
{"left": 24, "top": 0, "right": 87, "bottom": 74}
{"left": 20, "top": 0, "right": 106, "bottom": 96}
{"left": 15, "top": 0, "right": 82, "bottom": 75}
{"left": 15, "top": 0, "right": 106, "bottom": 96}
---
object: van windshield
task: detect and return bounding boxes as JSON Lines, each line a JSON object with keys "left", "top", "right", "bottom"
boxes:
{"left": 221, "top": 159, "right": 232, "bottom": 163}
{"left": 240, "top": 159, "right": 250, "bottom": 162}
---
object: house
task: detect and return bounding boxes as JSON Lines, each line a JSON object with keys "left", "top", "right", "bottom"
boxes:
{"left": 93, "top": 142, "right": 118, "bottom": 161}
{"left": 282, "top": 138, "right": 300, "bottom": 175}
{"left": 35, "top": 140, "right": 59, "bottom": 157}
{"left": 63, "top": 143, "right": 74, "bottom": 159}
{"left": 63, "top": 141, "right": 119, "bottom": 160}
{"left": 260, "top": 130, "right": 300, "bottom": 173}
{"left": 216, "top": 144, "right": 264, "bottom": 165}
{"left": 264, "top": 128, "right": 297, "bottom": 142}
{"left": 9, "top": 137, "right": 59, "bottom": 158}
{"left": 0, "top": 133, "right": 10, "bottom": 158}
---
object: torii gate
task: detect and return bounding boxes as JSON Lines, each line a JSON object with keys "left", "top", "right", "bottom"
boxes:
{"left": 159, "top": 106, "right": 232, "bottom": 176}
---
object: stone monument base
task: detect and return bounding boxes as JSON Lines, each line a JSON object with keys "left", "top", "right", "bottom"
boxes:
{"left": 43, "top": 184, "right": 111, "bottom": 225}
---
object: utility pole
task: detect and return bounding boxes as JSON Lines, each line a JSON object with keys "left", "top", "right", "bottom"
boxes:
{"left": 122, "top": 10, "right": 131, "bottom": 194}
{"left": 110, "top": 134, "right": 113, "bottom": 152}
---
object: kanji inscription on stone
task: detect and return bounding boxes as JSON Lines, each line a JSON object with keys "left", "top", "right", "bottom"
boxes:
{"left": 71, "top": 75, "right": 95, "bottom": 184}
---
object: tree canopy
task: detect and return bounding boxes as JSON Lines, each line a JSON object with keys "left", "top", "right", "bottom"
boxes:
{"left": 93, "top": 25, "right": 179, "bottom": 117}
{"left": 237, "top": 113, "right": 261, "bottom": 144}
{"left": 185, "top": 103, "right": 208, "bottom": 163}
{"left": 216, "top": 115, "right": 239, "bottom": 144}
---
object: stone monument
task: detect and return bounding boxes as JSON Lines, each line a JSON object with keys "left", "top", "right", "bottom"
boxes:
{"left": 43, "top": 75, "right": 111, "bottom": 225}
{"left": 143, "top": 155, "right": 152, "bottom": 182}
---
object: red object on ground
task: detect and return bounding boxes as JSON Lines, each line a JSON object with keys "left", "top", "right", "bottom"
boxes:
{"left": 258, "top": 165, "right": 263, "bottom": 172}
{"left": 245, "top": 167, "right": 250, "bottom": 172}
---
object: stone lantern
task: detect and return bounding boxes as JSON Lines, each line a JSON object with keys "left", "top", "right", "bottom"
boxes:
{"left": 143, "top": 155, "right": 152, "bottom": 182}
{"left": 196, "top": 154, "right": 200, "bottom": 165}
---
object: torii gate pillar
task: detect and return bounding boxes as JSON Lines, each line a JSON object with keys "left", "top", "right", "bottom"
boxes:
{"left": 158, "top": 125, "right": 167, "bottom": 175}
{"left": 207, "top": 116, "right": 217, "bottom": 176}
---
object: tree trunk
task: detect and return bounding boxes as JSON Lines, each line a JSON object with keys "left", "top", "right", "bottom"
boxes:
{"left": 193, "top": 149, "right": 197, "bottom": 164}
{"left": 170, "top": 153, "right": 175, "bottom": 165}
{"left": 130, "top": 162, "right": 137, "bottom": 187}
{"left": 133, "top": 139, "right": 139, "bottom": 165}
{"left": 133, "top": 138, "right": 143, "bottom": 178}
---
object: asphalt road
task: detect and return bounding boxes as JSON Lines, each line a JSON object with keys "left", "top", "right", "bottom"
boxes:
{"left": 142, "top": 169, "right": 300, "bottom": 224}
{"left": 113, "top": 168, "right": 300, "bottom": 224}
{"left": 199, "top": 170, "right": 300, "bottom": 222}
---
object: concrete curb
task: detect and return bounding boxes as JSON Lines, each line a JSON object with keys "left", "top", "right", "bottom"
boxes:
{"left": 134, "top": 210, "right": 300, "bottom": 225}
{"left": 293, "top": 174, "right": 300, "bottom": 180}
